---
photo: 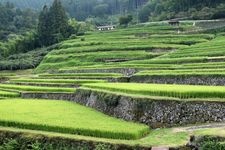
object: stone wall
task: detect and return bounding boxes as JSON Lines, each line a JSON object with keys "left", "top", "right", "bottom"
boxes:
{"left": 0, "top": 129, "right": 151, "bottom": 150}
{"left": 22, "top": 89, "right": 225, "bottom": 128}
{"left": 130, "top": 75, "right": 225, "bottom": 86}
{"left": 60, "top": 68, "right": 139, "bottom": 76}
{"left": 0, "top": 77, "right": 8, "bottom": 83}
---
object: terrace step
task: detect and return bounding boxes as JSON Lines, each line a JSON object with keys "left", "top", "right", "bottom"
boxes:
{"left": 151, "top": 147, "right": 169, "bottom": 150}
{"left": 21, "top": 89, "right": 225, "bottom": 128}
{"left": 59, "top": 68, "right": 139, "bottom": 76}
{"left": 129, "top": 75, "right": 225, "bottom": 86}
{"left": 8, "top": 82, "right": 79, "bottom": 88}
{"left": 174, "top": 122, "right": 225, "bottom": 132}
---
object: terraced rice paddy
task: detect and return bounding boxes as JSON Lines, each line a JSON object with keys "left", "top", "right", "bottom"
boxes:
{"left": 0, "top": 84, "right": 76, "bottom": 93}
{"left": 36, "top": 23, "right": 212, "bottom": 73}
{"left": 39, "top": 73, "right": 123, "bottom": 79}
{"left": 1, "top": 22, "right": 225, "bottom": 148}
{"left": 10, "top": 78, "right": 106, "bottom": 84}
{"left": 0, "top": 90, "right": 19, "bottom": 98}
{"left": 0, "top": 99, "right": 149, "bottom": 140}
{"left": 83, "top": 83, "right": 225, "bottom": 99}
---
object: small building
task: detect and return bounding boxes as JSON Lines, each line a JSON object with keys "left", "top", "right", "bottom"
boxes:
{"left": 97, "top": 25, "right": 116, "bottom": 31}
{"left": 168, "top": 19, "right": 180, "bottom": 26}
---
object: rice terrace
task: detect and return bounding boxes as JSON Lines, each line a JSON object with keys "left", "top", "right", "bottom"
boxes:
{"left": 1, "top": 0, "right": 225, "bottom": 149}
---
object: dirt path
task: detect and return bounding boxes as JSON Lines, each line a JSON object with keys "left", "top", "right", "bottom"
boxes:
{"left": 173, "top": 122, "right": 225, "bottom": 132}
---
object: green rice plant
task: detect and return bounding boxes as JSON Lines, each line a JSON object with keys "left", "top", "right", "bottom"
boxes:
{"left": 0, "top": 100, "right": 149, "bottom": 140}
{"left": 10, "top": 78, "right": 106, "bottom": 84}
{"left": 0, "top": 90, "right": 19, "bottom": 98}
{"left": 35, "top": 23, "right": 211, "bottom": 73}
{"left": 38, "top": 73, "right": 123, "bottom": 79}
{"left": 0, "top": 84, "right": 75, "bottom": 93}
{"left": 135, "top": 68, "right": 225, "bottom": 76}
{"left": 164, "top": 36, "right": 225, "bottom": 58}
{"left": 83, "top": 83, "right": 225, "bottom": 99}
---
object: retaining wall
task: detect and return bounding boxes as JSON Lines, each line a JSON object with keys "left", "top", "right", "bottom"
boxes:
{"left": 130, "top": 75, "right": 225, "bottom": 86}
{"left": 22, "top": 89, "right": 225, "bottom": 128}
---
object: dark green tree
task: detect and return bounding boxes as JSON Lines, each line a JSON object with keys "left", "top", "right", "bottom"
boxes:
{"left": 119, "top": 15, "right": 133, "bottom": 27}
{"left": 38, "top": 5, "right": 50, "bottom": 46}
{"left": 49, "top": 0, "right": 69, "bottom": 42}
{"left": 37, "top": 0, "right": 69, "bottom": 46}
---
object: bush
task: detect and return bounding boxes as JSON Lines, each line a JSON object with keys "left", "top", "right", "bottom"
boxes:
{"left": 0, "top": 139, "right": 19, "bottom": 150}
{"left": 201, "top": 141, "right": 225, "bottom": 150}
{"left": 69, "top": 34, "right": 77, "bottom": 39}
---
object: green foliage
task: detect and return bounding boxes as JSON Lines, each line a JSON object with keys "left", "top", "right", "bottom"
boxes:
{"left": 0, "top": 100, "right": 149, "bottom": 140}
{"left": 139, "top": 0, "right": 225, "bottom": 21}
{"left": 0, "top": 139, "right": 19, "bottom": 150}
{"left": 0, "top": 2, "right": 40, "bottom": 59}
{"left": 0, "top": 45, "right": 59, "bottom": 71}
{"left": 0, "top": 2, "right": 37, "bottom": 41}
{"left": 201, "top": 141, "right": 225, "bottom": 150}
{"left": 93, "top": 4, "right": 109, "bottom": 17}
{"left": 94, "top": 143, "right": 112, "bottom": 150}
{"left": 119, "top": 15, "right": 133, "bottom": 27}
{"left": 199, "top": 137, "right": 225, "bottom": 150}
{"left": 38, "top": 0, "right": 69, "bottom": 46}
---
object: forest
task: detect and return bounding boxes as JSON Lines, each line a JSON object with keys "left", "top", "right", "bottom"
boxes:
{"left": 3, "top": 0, "right": 148, "bottom": 24}
{"left": 2, "top": 0, "right": 225, "bottom": 23}
{"left": 139, "top": 0, "right": 225, "bottom": 22}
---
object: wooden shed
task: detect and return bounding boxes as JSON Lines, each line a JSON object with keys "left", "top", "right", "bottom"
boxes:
{"left": 168, "top": 19, "right": 180, "bottom": 26}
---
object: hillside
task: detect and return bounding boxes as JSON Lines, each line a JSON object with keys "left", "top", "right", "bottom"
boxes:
{"left": 139, "top": 0, "right": 225, "bottom": 22}
{"left": 1, "top": 0, "right": 52, "bottom": 9}
{"left": 36, "top": 22, "right": 221, "bottom": 74}
{"left": 5, "top": 0, "right": 225, "bottom": 23}
{"left": 3, "top": 0, "right": 148, "bottom": 22}
{"left": 2, "top": 0, "right": 225, "bottom": 148}
{"left": 1, "top": 20, "right": 225, "bottom": 149}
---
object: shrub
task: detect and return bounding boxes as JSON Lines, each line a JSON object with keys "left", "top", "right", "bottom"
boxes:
{"left": 81, "top": 37, "right": 85, "bottom": 41}
{"left": 201, "top": 141, "right": 225, "bottom": 150}
{"left": 119, "top": 15, "right": 133, "bottom": 27}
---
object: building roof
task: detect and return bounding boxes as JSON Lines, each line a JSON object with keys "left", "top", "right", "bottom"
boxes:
{"left": 97, "top": 25, "right": 116, "bottom": 28}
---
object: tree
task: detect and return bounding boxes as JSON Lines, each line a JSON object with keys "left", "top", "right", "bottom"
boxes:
{"left": 119, "top": 15, "right": 133, "bottom": 26}
{"left": 38, "top": 5, "right": 50, "bottom": 46}
{"left": 93, "top": 4, "right": 109, "bottom": 17}
{"left": 49, "top": 0, "right": 68, "bottom": 37}
{"left": 138, "top": 3, "right": 151, "bottom": 22}
{"left": 37, "top": 0, "right": 69, "bottom": 46}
